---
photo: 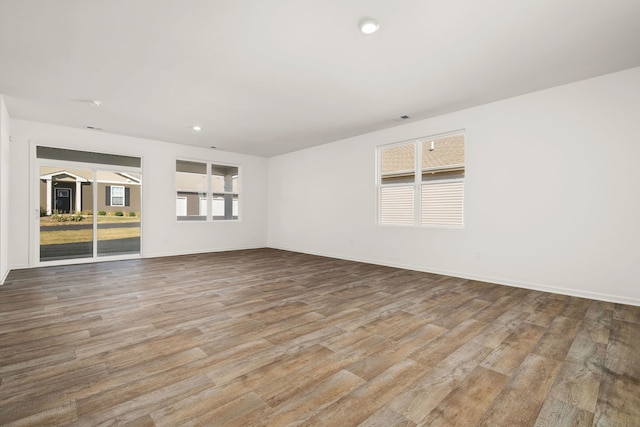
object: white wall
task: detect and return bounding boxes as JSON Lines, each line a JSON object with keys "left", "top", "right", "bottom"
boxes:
{"left": 0, "top": 97, "right": 10, "bottom": 283}
{"left": 9, "top": 119, "right": 268, "bottom": 269}
{"left": 268, "top": 67, "right": 640, "bottom": 305}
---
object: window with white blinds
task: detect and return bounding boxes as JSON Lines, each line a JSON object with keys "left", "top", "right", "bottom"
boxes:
{"left": 378, "top": 132, "right": 465, "bottom": 227}
{"left": 380, "top": 186, "right": 414, "bottom": 224}
{"left": 421, "top": 180, "right": 464, "bottom": 226}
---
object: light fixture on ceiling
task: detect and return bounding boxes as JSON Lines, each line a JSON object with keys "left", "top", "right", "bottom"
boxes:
{"left": 71, "top": 99, "right": 102, "bottom": 107}
{"left": 359, "top": 18, "right": 380, "bottom": 35}
{"left": 192, "top": 125, "right": 202, "bottom": 131}
{"left": 392, "top": 115, "right": 411, "bottom": 122}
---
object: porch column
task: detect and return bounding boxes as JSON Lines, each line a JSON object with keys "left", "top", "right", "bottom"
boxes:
{"left": 46, "top": 179, "right": 52, "bottom": 215}
{"left": 75, "top": 180, "right": 82, "bottom": 213}
{"left": 224, "top": 173, "right": 233, "bottom": 219}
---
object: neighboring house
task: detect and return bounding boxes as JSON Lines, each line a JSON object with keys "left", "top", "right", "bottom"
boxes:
{"left": 176, "top": 163, "right": 239, "bottom": 219}
{"left": 39, "top": 168, "right": 141, "bottom": 214}
{"left": 175, "top": 172, "right": 207, "bottom": 217}
{"left": 381, "top": 134, "right": 465, "bottom": 183}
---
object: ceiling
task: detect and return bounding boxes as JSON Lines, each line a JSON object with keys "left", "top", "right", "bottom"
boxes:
{"left": 1, "top": 1, "right": 639, "bottom": 157}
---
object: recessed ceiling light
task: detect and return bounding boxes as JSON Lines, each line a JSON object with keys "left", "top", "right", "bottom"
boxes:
{"left": 71, "top": 99, "right": 103, "bottom": 107}
{"left": 359, "top": 18, "right": 380, "bottom": 35}
{"left": 192, "top": 125, "right": 202, "bottom": 131}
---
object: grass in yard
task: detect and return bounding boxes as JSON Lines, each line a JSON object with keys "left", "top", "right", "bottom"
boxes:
{"left": 40, "top": 227, "right": 141, "bottom": 245}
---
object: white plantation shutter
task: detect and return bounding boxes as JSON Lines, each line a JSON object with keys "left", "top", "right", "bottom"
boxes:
{"left": 421, "top": 180, "right": 464, "bottom": 226}
{"left": 380, "top": 186, "right": 414, "bottom": 224}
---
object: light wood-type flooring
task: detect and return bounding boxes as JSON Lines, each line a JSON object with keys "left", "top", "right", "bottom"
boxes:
{"left": 1, "top": 248, "right": 639, "bottom": 426}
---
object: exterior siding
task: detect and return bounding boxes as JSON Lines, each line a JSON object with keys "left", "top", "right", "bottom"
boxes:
{"left": 82, "top": 184, "right": 94, "bottom": 213}
{"left": 177, "top": 192, "right": 203, "bottom": 216}
{"left": 39, "top": 181, "right": 140, "bottom": 214}
{"left": 97, "top": 184, "right": 141, "bottom": 213}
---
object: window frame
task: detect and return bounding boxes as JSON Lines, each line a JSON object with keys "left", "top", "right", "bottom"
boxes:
{"left": 110, "top": 185, "right": 125, "bottom": 207}
{"left": 377, "top": 131, "right": 465, "bottom": 228}
{"left": 175, "top": 158, "right": 241, "bottom": 222}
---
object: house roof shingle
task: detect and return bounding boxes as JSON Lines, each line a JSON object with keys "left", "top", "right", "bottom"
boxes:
{"left": 381, "top": 134, "right": 465, "bottom": 176}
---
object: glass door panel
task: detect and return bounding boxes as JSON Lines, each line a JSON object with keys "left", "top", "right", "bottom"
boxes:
{"left": 96, "top": 170, "right": 141, "bottom": 257}
{"left": 39, "top": 166, "right": 94, "bottom": 262}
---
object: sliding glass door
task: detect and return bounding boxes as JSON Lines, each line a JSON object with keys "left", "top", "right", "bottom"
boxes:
{"left": 39, "top": 166, "right": 94, "bottom": 262}
{"left": 36, "top": 148, "right": 142, "bottom": 265}
{"left": 96, "top": 170, "right": 141, "bottom": 257}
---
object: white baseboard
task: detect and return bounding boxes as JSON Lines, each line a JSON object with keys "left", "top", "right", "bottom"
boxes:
{"left": 9, "top": 264, "right": 31, "bottom": 270}
{"left": 0, "top": 268, "right": 10, "bottom": 285}
{"left": 267, "top": 245, "right": 640, "bottom": 307}
{"left": 144, "top": 245, "right": 266, "bottom": 260}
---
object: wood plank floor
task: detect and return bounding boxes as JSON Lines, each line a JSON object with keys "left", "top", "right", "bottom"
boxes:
{"left": 1, "top": 248, "right": 639, "bottom": 426}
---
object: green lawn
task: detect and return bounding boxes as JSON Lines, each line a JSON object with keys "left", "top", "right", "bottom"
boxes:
{"left": 40, "top": 215, "right": 142, "bottom": 244}
{"left": 40, "top": 227, "right": 141, "bottom": 245}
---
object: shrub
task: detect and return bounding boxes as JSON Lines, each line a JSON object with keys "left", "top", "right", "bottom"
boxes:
{"left": 128, "top": 211, "right": 137, "bottom": 217}
{"left": 39, "top": 206, "right": 48, "bottom": 217}
{"left": 98, "top": 210, "right": 107, "bottom": 216}
{"left": 50, "top": 212, "right": 84, "bottom": 222}
{"left": 115, "top": 211, "right": 124, "bottom": 217}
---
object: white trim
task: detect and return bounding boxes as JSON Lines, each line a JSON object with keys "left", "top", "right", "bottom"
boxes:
{"left": 30, "top": 141, "right": 36, "bottom": 267}
{"left": 40, "top": 170, "right": 90, "bottom": 182}
{"left": 36, "top": 252, "right": 141, "bottom": 268}
{"left": 98, "top": 179, "right": 141, "bottom": 185}
{"left": 0, "top": 267, "right": 10, "bottom": 285}
{"left": 75, "top": 180, "right": 82, "bottom": 213}
{"left": 144, "top": 244, "right": 264, "bottom": 259}
{"left": 93, "top": 169, "right": 97, "bottom": 258}
{"left": 118, "top": 172, "right": 141, "bottom": 184}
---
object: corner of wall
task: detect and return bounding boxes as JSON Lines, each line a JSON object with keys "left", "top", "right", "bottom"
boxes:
{"left": 0, "top": 96, "right": 11, "bottom": 284}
